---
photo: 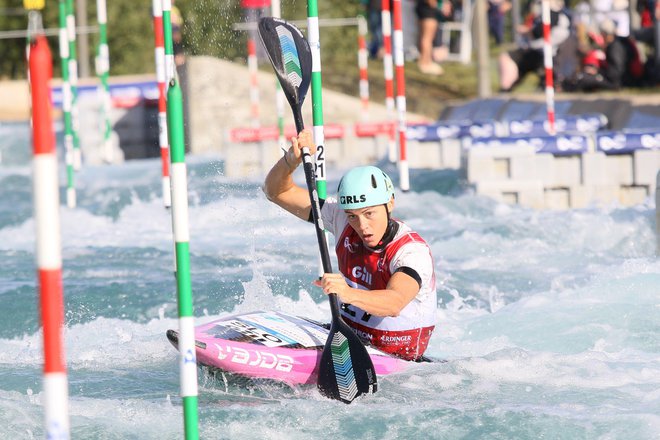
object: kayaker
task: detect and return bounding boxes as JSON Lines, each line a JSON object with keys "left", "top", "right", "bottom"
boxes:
{"left": 263, "top": 129, "right": 437, "bottom": 361}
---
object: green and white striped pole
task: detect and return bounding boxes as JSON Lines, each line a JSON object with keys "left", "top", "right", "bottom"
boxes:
{"left": 163, "top": 5, "right": 199, "bottom": 437}
{"left": 306, "top": 0, "right": 327, "bottom": 278}
{"left": 306, "top": 1, "right": 326, "bottom": 199}
{"left": 65, "top": 0, "right": 81, "bottom": 170}
{"left": 95, "top": 0, "right": 113, "bottom": 163}
{"left": 58, "top": 0, "right": 76, "bottom": 208}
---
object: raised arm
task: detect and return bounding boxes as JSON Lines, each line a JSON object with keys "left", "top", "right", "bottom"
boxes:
{"left": 263, "top": 128, "right": 316, "bottom": 221}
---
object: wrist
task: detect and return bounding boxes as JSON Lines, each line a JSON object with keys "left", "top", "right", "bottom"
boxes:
{"left": 281, "top": 148, "right": 299, "bottom": 172}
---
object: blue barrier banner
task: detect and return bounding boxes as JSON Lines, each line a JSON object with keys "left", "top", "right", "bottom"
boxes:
{"left": 507, "top": 113, "right": 607, "bottom": 136}
{"left": 470, "top": 134, "right": 590, "bottom": 155}
{"left": 50, "top": 80, "right": 159, "bottom": 108}
{"left": 409, "top": 114, "right": 607, "bottom": 142}
{"left": 407, "top": 120, "right": 499, "bottom": 141}
{"left": 597, "top": 130, "right": 660, "bottom": 154}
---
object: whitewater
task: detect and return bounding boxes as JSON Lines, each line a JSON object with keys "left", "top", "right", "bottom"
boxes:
{"left": 1, "top": 120, "right": 659, "bottom": 439}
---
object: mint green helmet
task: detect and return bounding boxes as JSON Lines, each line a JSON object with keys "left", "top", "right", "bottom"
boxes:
{"left": 337, "top": 166, "right": 395, "bottom": 210}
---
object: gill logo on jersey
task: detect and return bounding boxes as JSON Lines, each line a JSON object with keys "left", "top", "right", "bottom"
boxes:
{"left": 214, "top": 344, "right": 294, "bottom": 372}
{"left": 352, "top": 266, "right": 372, "bottom": 285}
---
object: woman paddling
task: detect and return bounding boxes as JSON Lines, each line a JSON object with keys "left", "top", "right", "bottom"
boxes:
{"left": 263, "top": 129, "right": 437, "bottom": 361}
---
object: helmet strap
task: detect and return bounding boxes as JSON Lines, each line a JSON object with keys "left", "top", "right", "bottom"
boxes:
{"left": 374, "top": 204, "right": 398, "bottom": 250}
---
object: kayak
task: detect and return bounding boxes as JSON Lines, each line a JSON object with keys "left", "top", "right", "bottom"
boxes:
{"left": 166, "top": 310, "right": 410, "bottom": 385}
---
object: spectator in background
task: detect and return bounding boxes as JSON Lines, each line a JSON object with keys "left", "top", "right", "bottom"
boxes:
{"left": 488, "top": 0, "right": 512, "bottom": 45}
{"left": 563, "top": 19, "right": 644, "bottom": 90}
{"left": 171, "top": 0, "right": 185, "bottom": 67}
{"left": 363, "top": 0, "right": 384, "bottom": 59}
{"left": 416, "top": 0, "right": 452, "bottom": 75}
{"left": 431, "top": 0, "right": 458, "bottom": 64}
{"left": 634, "top": 0, "right": 660, "bottom": 78}
{"left": 498, "top": 0, "right": 571, "bottom": 91}
{"left": 600, "top": 19, "right": 644, "bottom": 88}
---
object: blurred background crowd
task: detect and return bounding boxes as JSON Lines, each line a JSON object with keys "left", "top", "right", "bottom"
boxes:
{"left": 363, "top": 0, "right": 660, "bottom": 93}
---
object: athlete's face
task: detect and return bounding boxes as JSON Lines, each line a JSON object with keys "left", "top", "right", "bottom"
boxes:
{"left": 344, "top": 200, "right": 394, "bottom": 248}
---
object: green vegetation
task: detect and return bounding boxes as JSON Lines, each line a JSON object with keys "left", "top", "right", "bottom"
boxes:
{"left": 0, "top": 0, "right": 363, "bottom": 77}
{"left": 3, "top": 1, "right": 659, "bottom": 118}
{"left": 0, "top": 0, "right": 516, "bottom": 118}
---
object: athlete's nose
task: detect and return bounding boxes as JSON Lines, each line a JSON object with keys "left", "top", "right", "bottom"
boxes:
{"left": 355, "top": 216, "right": 369, "bottom": 233}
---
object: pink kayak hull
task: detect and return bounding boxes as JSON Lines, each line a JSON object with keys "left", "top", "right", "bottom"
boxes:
{"left": 168, "top": 311, "right": 409, "bottom": 385}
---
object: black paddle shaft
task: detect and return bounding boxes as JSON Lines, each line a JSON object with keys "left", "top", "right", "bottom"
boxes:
{"left": 298, "top": 137, "right": 342, "bottom": 322}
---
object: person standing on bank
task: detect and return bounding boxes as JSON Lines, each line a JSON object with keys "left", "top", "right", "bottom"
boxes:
{"left": 263, "top": 129, "right": 437, "bottom": 361}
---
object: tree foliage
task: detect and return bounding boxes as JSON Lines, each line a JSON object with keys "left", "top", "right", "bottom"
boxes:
{"left": 0, "top": 0, "right": 362, "bottom": 79}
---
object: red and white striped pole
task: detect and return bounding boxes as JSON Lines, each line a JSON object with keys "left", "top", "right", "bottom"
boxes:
{"left": 357, "top": 15, "right": 369, "bottom": 119}
{"left": 29, "top": 34, "right": 70, "bottom": 439}
{"left": 381, "top": 0, "right": 397, "bottom": 163}
{"left": 247, "top": 38, "right": 260, "bottom": 128}
{"left": 542, "top": 0, "right": 556, "bottom": 135}
{"left": 153, "top": 0, "right": 171, "bottom": 208}
{"left": 392, "top": 0, "right": 410, "bottom": 191}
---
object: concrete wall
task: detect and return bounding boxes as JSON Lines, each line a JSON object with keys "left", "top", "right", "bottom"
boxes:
{"left": 186, "top": 56, "right": 427, "bottom": 177}
{"left": 464, "top": 146, "right": 659, "bottom": 209}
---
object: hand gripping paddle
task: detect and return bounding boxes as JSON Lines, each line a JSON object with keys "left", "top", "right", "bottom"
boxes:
{"left": 258, "top": 17, "right": 377, "bottom": 403}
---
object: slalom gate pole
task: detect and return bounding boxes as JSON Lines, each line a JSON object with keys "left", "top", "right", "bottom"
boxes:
{"left": 167, "top": 77, "right": 200, "bottom": 440}
{"left": 29, "top": 33, "right": 71, "bottom": 440}
{"left": 272, "top": 0, "right": 286, "bottom": 150}
{"left": 153, "top": 0, "right": 171, "bottom": 208}
{"left": 392, "top": 0, "right": 410, "bottom": 191}
{"left": 163, "top": 4, "right": 199, "bottom": 437}
{"left": 541, "top": 0, "right": 556, "bottom": 134}
{"left": 357, "top": 15, "right": 370, "bottom": 119}
{"left": 95, "top": 0, "right": 113, "bottom": 163}
{"left": 58, "top": 0, "right": 76, "bottom": 208}
{"left": 247, "top": 37, "right": 260, "bottom": 128}
{"left": 306, "top": 0, "right": 328, "bottom": 279}
{"left": 380, "top": 0, "right": 397, "bottom": 163}
{"left": 162, "top": 0, "right": 175, "bottom": 85}
{"left": 65, "top": 0, "right": 81, "bottom": 170}
{"left": 306, "top": 0, "right": 326, "bottom": 198}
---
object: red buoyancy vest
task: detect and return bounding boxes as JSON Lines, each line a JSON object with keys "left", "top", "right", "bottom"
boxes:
{"left": 334, "top": 222, "right": 436, "bottom": 360}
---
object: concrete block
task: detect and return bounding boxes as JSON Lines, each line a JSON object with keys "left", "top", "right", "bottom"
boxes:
{"left": 506, "top": 152, "right": 555, "bottom": 185}
{"left": 338, "top": 137, "right": 378, "bottom": 166}
{"left": 440, "top": 139, "right": 462, "bottom": 169}
{"left": 466, "top": 151, "right": 495, "bottom": 182}
{"left": 407, "top": 141, "right": 442, "bottom": 169}
{"left": 466, "top": 145, "right": 536, "bottom": 183}
{"left": 619, "top": 186, "right": 650, "bottom": 206}
{"left": 568, "top": 184, "right": 621, "bottom": 208}
{"left": 510, "top": 154, "right": 538, "bottom": 180}
{"left": 633, "top": 149, "right": 660, "bottom": 186}
{"left": 544, "top": 188, "right": 571, "bottom": 210}
{"left": 553, "top": 156, "right": 582, "bottom": 187}
{"left": 476, "top": 180, "right": 545, "bottom": 209}
{"left": 605, "top": 154, "right": 634, "bottom": 186}
{"left": 374, "top": 137, "right": 393, "bottom": 162}
{"left": 531, "top": 154, "right": 556, "bottom": 187}
{"left": 580, "top": 152, "right": 609, "bottom": 185}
